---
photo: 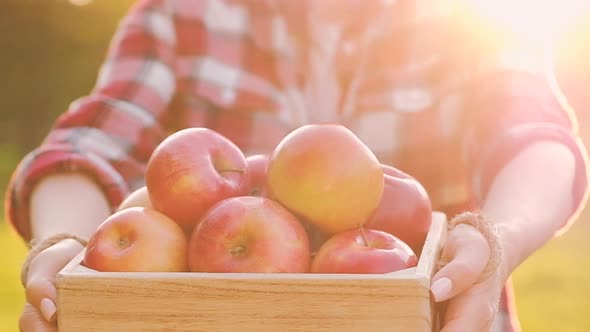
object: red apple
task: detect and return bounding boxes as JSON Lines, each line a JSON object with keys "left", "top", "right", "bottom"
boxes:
{"left": 117, "top": 186, "right": 152, "bottom": 211}
{"left": 311, "top": 228, "right": 418, "bottom": 274}
{"left": 188, "top": 196, "right": 310, "bottom": 273}
{"left": 365, "top": 164, "right": 432, "bottom": 255}
{"left": 245, "top": 154, "right": 269, "bottom": 196}
{"left": 266, "top": 124, "right": 384, "bottom": 235}
{"left": 83, "top": 207, "right": 188, "bottom": 272}
{"left": 145, "top": 128, "right": 249, "bottom": 233}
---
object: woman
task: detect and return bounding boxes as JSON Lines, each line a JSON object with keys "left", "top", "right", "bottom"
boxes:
{"left": 9, "top": 1, "right": 588, "bottom": 331}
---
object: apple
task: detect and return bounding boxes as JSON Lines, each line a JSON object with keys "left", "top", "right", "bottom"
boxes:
{"left": 245, "top": 154, "right": 269, "bottom": 196}
{"left": 365, "top": 164, "right": 432, "bottom": 255}
{"left": 83, "top": 207, "right": 188, "bottom": 272}
{"left": 145, "top": 128, "right": 249, "bottom": 233}
{"left": 311, "top": 228, "right": 418, "bottom": 274}
{"left": 117, "top": 186, "right": 152, "bottom": 211}
{"left": 188, "top": 196, "right": 310, "bottom": 273}
{"left": 266, "top": 124, "right": 384, "bottom": 235}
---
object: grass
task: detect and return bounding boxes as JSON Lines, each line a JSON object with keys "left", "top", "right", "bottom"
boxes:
{"left": 0, "top": 215, "right": 589, "bottom": 331}
{"left": 0, "top": 225, "right": 27, "bottom": 332}
{"left": 511, "top": 217, "right": 590, "bottom": 331}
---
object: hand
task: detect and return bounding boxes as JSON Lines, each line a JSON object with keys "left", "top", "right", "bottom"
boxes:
{"left": 19, "top": 239, "right": 84, "bottom": 332}
{"left": 430, "top": 222, "right": 508, "bottom": 332}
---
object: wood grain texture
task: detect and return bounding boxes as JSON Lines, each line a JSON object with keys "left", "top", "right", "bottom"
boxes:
{"left": 56, "top": 213, "right": 447, "bottom": 332}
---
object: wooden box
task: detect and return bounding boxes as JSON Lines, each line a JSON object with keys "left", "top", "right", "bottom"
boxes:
{"left": 56, "top": 212, "right": 447, "bottom": 332}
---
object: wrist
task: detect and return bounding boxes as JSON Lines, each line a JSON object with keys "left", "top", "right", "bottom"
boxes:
{"left": 494, "top": 219, "right": 526, "bottom": 276}
{"left": 479, "top": 205, "right": 537, "bottom": 275}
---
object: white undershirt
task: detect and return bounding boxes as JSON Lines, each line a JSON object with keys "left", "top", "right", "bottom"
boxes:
{"left": 304, "top": 19, "right": 343, "bottom": 123}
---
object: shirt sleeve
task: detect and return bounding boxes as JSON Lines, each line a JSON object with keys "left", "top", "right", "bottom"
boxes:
{"left": 459, "top": 44, "right": 589, "bottom": 230}
{"left": 5, "top": 0, "right": 179, "bottom": 241}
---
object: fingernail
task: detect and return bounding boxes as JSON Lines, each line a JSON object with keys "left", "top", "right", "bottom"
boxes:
{"left": 40, "top": 298, "right": 56, "bottom": 322}
{"left": 431, "top": 277, "right": 452, "bottom": 302}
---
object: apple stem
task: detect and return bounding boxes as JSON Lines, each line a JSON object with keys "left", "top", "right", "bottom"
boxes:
{"left": 229, "top": 245, "right": 246, "bottom": 256}
{"left": 118, "top": 236, "right": 130, "bottom": 249}
{"left": 359, "top": 224, "right": 369, "bottom": 248}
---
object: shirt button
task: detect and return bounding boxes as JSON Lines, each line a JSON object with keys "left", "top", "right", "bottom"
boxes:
{"left": 341, "top": 41, "right": 355, "bottom": 55}
{"left": 222, "top": 89, "right": 236, "bottom": 103}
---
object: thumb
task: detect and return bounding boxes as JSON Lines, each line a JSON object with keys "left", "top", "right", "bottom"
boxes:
{"left": 24, "top": 239, "right": 84, "bottom": 323}
{"left": 431, "top": 224, "right": 490, "bottom": 302}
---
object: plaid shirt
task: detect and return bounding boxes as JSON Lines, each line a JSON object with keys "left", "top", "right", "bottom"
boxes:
{"left": 6, "top": 1, "right": 589, "bottom": 331}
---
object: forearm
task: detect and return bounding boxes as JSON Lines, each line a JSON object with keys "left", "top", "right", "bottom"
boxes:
{"left": 30, "top": 173, "right": 112, "bottom": 241}
{"left": 480, "top": 141, "right": 577, "bottom": 274}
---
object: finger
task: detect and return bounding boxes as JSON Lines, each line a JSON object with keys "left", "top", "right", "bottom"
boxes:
{"left": 440, "top": 277, "right": 501, "bottom": 332}
{"left": 19, "top": 303, "right": 57, "bottom": 332}
{"left": 431, "top": 224, "right": 490, "bottom": 302}
{"left": 25, "top": 239, "right": 84, "bottom": 322}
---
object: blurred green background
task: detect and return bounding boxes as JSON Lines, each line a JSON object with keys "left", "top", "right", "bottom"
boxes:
{"left": 1, "top": 1, "right": 590, "bottom": 331}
